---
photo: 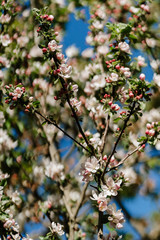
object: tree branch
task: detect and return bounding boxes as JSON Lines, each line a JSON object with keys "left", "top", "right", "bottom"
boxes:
{"left": 102, "top": 101, "right": 136, "bottom": 179}
{"left": 73, "top": 182, "right": 89, "bottom": 219}
{"left": 107, "top": 144, "right": 144, "bottom": 172}
{"left": 53, "top": 56, "right": 94, "bottom": 155}
{"left": 34, "top": 110, "right": 92, "bottom": 154}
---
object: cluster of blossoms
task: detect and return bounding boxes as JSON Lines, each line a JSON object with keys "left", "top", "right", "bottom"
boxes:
{"left": 4, "top": 84, "right": 35, "bottom": 111}
{"left": 90, "top": 175, "right": 126, "bottom": 229}
{"left": 45, "top": 160, "right": 64, "bottom": 181}
{"left": 1, "top": 0, "right": 160, "bottom": 239}
{"left": 0, "top": 129, "right": 17, "bottom": 152}
{"left": 145, "top": 122, "right": 159, "bottom": 137}
{"left": 50, "top": 222, "right": 64, "bottom": 236}
{"left": 4, "top": 84, "right": 25, "bottom": 107}
{"left": 0, "top": 13, "right": 11, "bottom": 23}
{"left": 41, "top": 36, "right": 72, "bottom": 80}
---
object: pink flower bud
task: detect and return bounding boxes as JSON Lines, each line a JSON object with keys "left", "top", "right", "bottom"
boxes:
{"left": 42, "top": 48, "right": 47, "bottom": 53}
{"left": 47, "top": 15, "right": 54, "bottom": 21}
{"left": 149, "top": 129, "right": 155, "bottom": 136}
{"left": 42, "top": 14, "right": 48, "bottom": 19}
{"left": 78, "top": 134, "right": 82, "bottom": 138}
{"left": 129, "top": 92, "right": 134, "bottom": 98}
{"left": 103, "top": 155, "right": 107, "bottom": 161}
{"left": 22, "top": 87, "right": 25, "bottom": 92}
{"left": 146, "top": 123, "right": 151, "bottom": 129}
{"left": 108, "top": 101, "right": 112, "bottom": 106}
{"left": 115, "top": 64, "right": 120, "bottom": 70}
{"left": 136, "top": 96, "right": 140, "bottom": 100}
{"left": 12, "top": 96, "right": 17, "bottom": 101}
{"left": 139, "top": 73, "right": 145, "bottom": 80}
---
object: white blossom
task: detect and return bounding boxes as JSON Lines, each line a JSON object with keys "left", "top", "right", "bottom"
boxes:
{"left": 90, "top": 190, "right": 110, "bottom": 212}
{"left": 81, "top": 48, "right": 94, "bottom": 58}
{"left": 137, "top": 56, "right": 146, "bottom": 67}
{"left": 48, "top": 40, "right": 62, "bottom": 52}
{"left": 146, "top": 38, "right": 156, "bottom": 48}
{"left": 85, "top": 156, "right": 100, "bottom": 173}
{"left": 150, "top": 59, "right": 160, "bottom": 70}
{"left": 90, "top": 74, "right": 106, "bottom": 90}
{"left": 45, "top": 162, "right": 64, "bottom": 181}
{"left": 153, "top": 73, "right": 160, "bottom": 87}
{"left": 50, "top": 222, "right": 64, "bottom": 236}
{"left": 107, "top": 204, "right": 125, "bottom": 229}
{"left": 101, "top": 177, "right": 122, "bottom": 197}
{"left": 17, "top": 36, "right": 29, "bottom": 48}
{"left": 1, "top": 34, "right": 12, "bottom": 46}
{"left": 65, "top": 45, "right": 79, "bottom": 58}
{"left": 0, "top": 129, "right": 17, "bottom": 152}
{"left": 118, "top": 42, "right": 131, "bottom": 54}
{"left": 92, "top": 20, "right": 103, "bottom": 30}
{"left": 109, "top": 73, "right": 119, "bottom": 82}
{"left": 0, "top": 14, "right": 11, "bottom": 23}
{"left": 59, "top": 64, "right": 72, "bottom": 78}
{"left": 70, "top": 98, "right": 81, "bottom": 111}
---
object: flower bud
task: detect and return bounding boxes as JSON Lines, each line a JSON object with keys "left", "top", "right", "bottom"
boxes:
{"left": 139, "top": 73, "right": 145, "bottom": 80}
{"left": 47, "top": 15, "right": 54, "bottom": 21}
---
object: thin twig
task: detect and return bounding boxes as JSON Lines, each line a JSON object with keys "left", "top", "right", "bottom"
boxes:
{"left": 73, "top": 182, "right": 89, "bottom": 219}
{"left": 53, "top": 56, "right": 94, "bottom": 155}
{"left": 107, "top": 144, "right": 143, "bottom": 172}
{"left": 101, "top": 101, "right": 136, "bottom": 179}
{"left": 34, "top": 110, "right": 92, "bottom": 154}
{"left": 62, "top": 143, "right": 75, "bottom": 162}
{"left": 100, "top": 114, "right": 110, "bottom": 154}
{"left": 62, "top": 194, "right": 74, "bottom": 221}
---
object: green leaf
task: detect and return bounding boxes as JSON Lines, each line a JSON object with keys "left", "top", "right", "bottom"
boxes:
{"left": 114, "top": 117, "right": 121, "bottom": 123}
